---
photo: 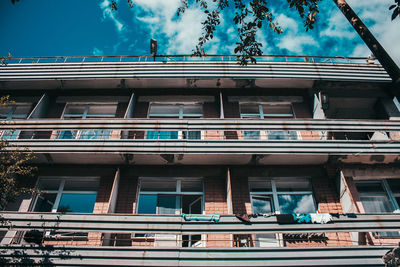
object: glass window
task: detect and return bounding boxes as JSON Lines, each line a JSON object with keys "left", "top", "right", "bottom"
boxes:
{"left": 137, "top": 178, "right": 203, "bottom": 215}
{"left": 147, "top": 104, "right": 203, "bottom": 140}
{"left": 249, "top": 177, "right": 315, "bottom": 214}
{"left": 0, "top": 103, "right": 32, "bottom": 120}
{"left": 57, "top": 194, "right": 97, "bottom": 213}
{"left": 33, "top": 178, "right": 99, "bottom": 213}
{"left": 356, "top": 179, "right": 400, "bottom": 237}
{"left": 59, "top": 103, "right": 116, "bottom": 140}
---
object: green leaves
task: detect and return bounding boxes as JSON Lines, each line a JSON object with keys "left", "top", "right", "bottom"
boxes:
{"left": 390, "top": 0, "right": 400, "bottom": 21}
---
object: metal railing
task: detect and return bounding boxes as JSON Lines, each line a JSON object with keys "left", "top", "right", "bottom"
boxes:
{"left": 0, "top": 54, "right": 374, "bottom": 65}
{"left": 0, "top": 212, "right": 396, "bottom": 266}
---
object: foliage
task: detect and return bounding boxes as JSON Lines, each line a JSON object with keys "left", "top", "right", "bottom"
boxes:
{"left": 0, "top": 96, "right": 36, "bottom": 211}
{"left": 389, "top": 0, "right": 400, "bottom": 21}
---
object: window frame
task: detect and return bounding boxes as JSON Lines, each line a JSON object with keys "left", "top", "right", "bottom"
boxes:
{"left": 58, "top": 103, "right": 117, "bottom": 140}
{"left": 147, "top": 103, "right": 204, "bottom": 140}
{"left": 0, "top": 103, "right": 33, "bottom": 140}
{"left": 239, "top": 103, "right": 298, "bottom": 141}
{"left": 356, "top": 179, "right": 400, "bottom": 213}
{"left": 248, "top": 177, "right": 316, "bottom": 214}
{"left": 136, "top": 177, "right": 205, "bottom": 215}
{"left": 32, "top": 177, "right": 100, "bottom": 213}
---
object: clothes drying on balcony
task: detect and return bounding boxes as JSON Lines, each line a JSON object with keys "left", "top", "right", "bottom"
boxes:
{"left": 276, "top": 213, "right": 333, "bottom": 224}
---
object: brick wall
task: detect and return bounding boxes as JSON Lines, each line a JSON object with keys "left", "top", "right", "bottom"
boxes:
{"left": 129, "top": 102, "right": 149, "bottom": 139}
{"left": 204, "top": 176, "right": 230, "bottom": 247}
{"left": 113, "top": 172, "right": 138, "bottom": 246}
{"left": 231, "top": 176, "right": 252, "bottom": 215}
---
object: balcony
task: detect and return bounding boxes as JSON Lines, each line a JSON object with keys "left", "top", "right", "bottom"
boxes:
{"left": 0, "top": 55, "right": 391, "bottom": 90}
{"left": 1, "top": 118, "right": 400, "bottom": 165}
{"left": 0, "top": 212, "right": 398, "bottom": 266}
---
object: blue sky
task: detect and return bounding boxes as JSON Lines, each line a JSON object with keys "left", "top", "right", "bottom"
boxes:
{"left": 0, "top": 0, "right": 399, "bottom": 64}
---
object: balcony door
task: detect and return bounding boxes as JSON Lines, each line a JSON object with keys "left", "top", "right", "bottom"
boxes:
{"left": 137, "top": 177, "right": 204, "bottom": 247}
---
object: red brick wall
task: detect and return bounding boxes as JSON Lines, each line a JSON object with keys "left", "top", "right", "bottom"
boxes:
{"left": 231, "top": 176, "right": 251, "bottom": 215}
{"left": 204, "top": 176, "right": 230, "bottom": 247}
{"left": 113, "top": 173, "right": 138, "bottom": 246}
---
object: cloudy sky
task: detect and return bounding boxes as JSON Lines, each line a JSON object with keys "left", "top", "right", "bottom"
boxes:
{"left": 0, "top": 0, "right": 398, "bottom": 64}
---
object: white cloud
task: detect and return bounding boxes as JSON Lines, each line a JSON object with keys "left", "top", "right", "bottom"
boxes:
{"left": 346, "top": 0, "right": 400, "bottom": 65}
{"left": 320, "top": 9, "right": 356, "bottom": 39}
{"left": 99, "top": 0, "right": 125, "bottom": 33}
{"left": 133, "top": 0, "right": 207, "bottom": 54}
{"left": 275, "top": 14, "right": 318, "bottom": 54}
{"left": 92, "top": 47, "right": 104, "bottom": 56}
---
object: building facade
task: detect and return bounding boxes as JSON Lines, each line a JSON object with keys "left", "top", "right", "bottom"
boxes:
{"left": 0, "top": 55, "right": 399, "bottom": 266}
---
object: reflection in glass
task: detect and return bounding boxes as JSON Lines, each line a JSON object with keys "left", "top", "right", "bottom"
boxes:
{"left": 57, "top": 194, "right": 97, "bottom": 213}
{"left": 243, "top": 131, "right": 260, "bottom": 140}
{"left": 252, "top": 196, "right": 273, "bottom": 214}
{"left": 158, "top": 195, "right": 178, "bottom": 214}
{"left": 278, "top": 194, "right": 315, "bottom": 214}
{"left": 268, "top": 131, "right": 297, "bottom": 140}
{"left": 359, "top": 196, "right": 393, "bottom": 213}
{"left": 146, "top": 131, "right": 178, "bottom": 140}
{"left": 79, "top": 130, "right": 111, "bottom": 140}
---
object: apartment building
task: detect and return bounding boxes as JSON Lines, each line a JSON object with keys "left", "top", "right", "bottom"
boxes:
{"left": 0, "top": 55, "right": 399, "bottom": 266}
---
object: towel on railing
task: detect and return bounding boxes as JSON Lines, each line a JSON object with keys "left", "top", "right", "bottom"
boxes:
{"left": 276, "top": 213, "right": 333, "bottom": 224}
{"left": 181, "top": 213, "right": 220, "bottom": 222}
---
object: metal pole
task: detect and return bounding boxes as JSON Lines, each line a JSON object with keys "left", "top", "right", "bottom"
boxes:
{"left": 333, "top": 0, "right": 400, "bottom": 85}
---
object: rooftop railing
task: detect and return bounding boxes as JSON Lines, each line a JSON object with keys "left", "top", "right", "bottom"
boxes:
{"left": 1, "top": 54, "right": 374, "bottom": 65}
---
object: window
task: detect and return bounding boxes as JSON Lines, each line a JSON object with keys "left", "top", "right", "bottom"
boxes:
{"left": 240, "top": 103, "right": 298, "bottom": 140}
{"left": 248, "top": 177, "right": 315, "bottom": 247}
{"left": 32, "top": 178, "right": 99, "bottom": 238}
{"left": 356, "top": 179, "right": 400, "bottom": 237}
{"left": 58, "top": 103, "right": 117, "bottom": 140}
{"left": 147, "top": 104, "right": 203, "bottom": 140}
{"left": 0, "top": 103, "right": 32, "bottom": 140}
{"left": 249, "top": 177, "right": 315, "bottom": 214}
{"left": 137, "top": 177, "right": 203, "bottom": 247}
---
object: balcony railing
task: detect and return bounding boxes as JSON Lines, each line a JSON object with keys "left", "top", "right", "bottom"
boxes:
{"left": 1, "top": 119, "right": 400, "bottom": 155}
{"left": 0, "top": 212, "right": 398, "bottom": 266}
{"left": 0, "top": 54, "right": 377, "bottom": 64}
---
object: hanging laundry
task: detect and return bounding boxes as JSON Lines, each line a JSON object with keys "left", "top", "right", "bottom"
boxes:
{"left": 277, "top": 213, "right": 333, "bottom": 224}
{"left": 310, "top": 213, "right": 333, "bottom": 224}
{"left": 181, "top": 213, "right": 220, "bottom": 222}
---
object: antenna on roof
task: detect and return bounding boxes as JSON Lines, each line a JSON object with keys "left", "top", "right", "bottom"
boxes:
{"left": 150, "top": 39, "right": 157, "bottom": 61}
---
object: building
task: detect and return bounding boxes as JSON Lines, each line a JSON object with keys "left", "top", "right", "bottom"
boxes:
{"left": 0, "top": 54, "right": 399, "bottom": 266}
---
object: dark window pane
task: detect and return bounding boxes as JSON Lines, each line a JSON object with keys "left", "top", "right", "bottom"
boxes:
{"left": 241, "top": 104, "right": 260, "bottom": 114}
{"left": 248, "top": 179, "right": 272, "bottom": 192}
{"left": 181, "top": 180, "right": 203, "bottom": 192}
{"left": 64, "top": 179, "right": 99, "bottom": 191}
{"left": 34, "top": 193, "right": 57, "bottom": 212}
{"left": 183, "top": 131, "right": 201, "bottom": 140}
{"left": 275, "top": 178, "right": 312, "bottom": 192}
{"left": 141, "top": 179, "right": 176, "bottom": 192}
{"left": 57, "top": 193, "right": 97, "bottom": 213}
{"left": 278, "top": 194, "right": 315, "bottom": 214}
{"left": 182, "top": 195, "right": 202, "bottom": 214}
{"left": 37, "top": 179, "right": 60, "bottom": 191}
{"left": 387, "top": 179, "right": 400, "bottom": 194}
{"left": 356, "top": 182, "right": 385, "bottom": 193}
{"left": 137, "top": 194, "right": 157, "bottom": 214}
